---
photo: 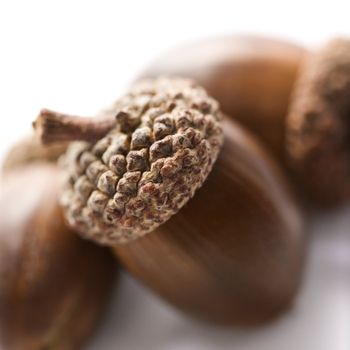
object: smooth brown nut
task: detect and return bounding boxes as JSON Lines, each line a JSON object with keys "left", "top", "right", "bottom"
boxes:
{"left": 2, "top": 135, "right": 68, "bottom": 174}
{"left": 0, "top": 165, "right": 117, "bottom": 350}
{"left": 60, "top": 78, "right": 224, "bottom": 245}
{"left": 286, "top": 38, "right": 350, "bottom": 207}
{"left": 114, "top": 118, "right": 306, "bottom": 326}
{"left": 140, "top": 35, "right": 306, "bottom": 161}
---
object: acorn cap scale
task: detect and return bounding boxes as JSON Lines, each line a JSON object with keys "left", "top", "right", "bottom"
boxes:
{"left": 60, "top": 78, "right": 224, "bottom": 245}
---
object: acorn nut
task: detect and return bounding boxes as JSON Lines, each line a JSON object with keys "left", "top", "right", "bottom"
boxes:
{"left": 114, "top": 118, "right": 306, "bottom": 325}
{"left": 140, "top": 35, "right": 307, "bottom": 161}
{"left": 2, "top": 135, "right": 68, "bottom": 174}
{"left": 0, "top": 165, "right": 117, "bottom": 350}
{"left": 34, "top": 77, "right": 306, "bottom": 325}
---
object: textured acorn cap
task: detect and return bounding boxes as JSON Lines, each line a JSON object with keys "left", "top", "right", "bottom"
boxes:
{"left": 286, "top": 39, "right": 350, "bottom": 205}
{"left": 60, "top": 78, "right": 223, "bottom": 245}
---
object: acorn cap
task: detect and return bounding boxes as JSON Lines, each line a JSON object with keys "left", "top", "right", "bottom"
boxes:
{"left": 286, "top": 39, "right": 350, "bottom": 205}
{"left": 60, "top": 78, "right": 223, "bottom": 245}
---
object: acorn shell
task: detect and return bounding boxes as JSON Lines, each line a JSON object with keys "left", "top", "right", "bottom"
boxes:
{"left": 140, "top": 35, "right": 306, "bottom": 161}
{"left": 2, "top": 135, "right": 68, "bottom": 174}
{"left": 114, "top": 118, "right": 306, "bottom": 326}
{"left": 0, "top": 165, "right": 116, "bottom": 350}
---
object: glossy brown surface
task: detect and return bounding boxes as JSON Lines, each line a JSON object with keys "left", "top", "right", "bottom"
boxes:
{"left": 114, "top": 118, "right": 306, "bottom": 326}
{"left": 0, "top": 165, "right": 117, "bottom": 350}
{"left": 141, "top": 35, "right": 306, "bottom": 161}
{"left": 2, "top": 135, "right": 67, "bottom": 174}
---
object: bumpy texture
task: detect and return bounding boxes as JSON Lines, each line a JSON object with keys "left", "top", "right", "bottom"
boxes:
{"left": 286, "top": 39, "right": 350, "bottom": 205}
{"left": 61, "top": 78, "right": 223, "bottom": 245}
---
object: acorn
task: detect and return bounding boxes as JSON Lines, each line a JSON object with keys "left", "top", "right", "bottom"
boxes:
{"left": 0, "top": 164, "right": 117, "bottom": 350}
{"left": 286, "top": 38, "right": 350, "bottom": 207}
{"left": 33, "top": 77, "right": 306, "bottom": 325}
{"left": 114, "top": 118, "right": 306, "bottom": 325}
{"left": 2, "top": 135, "right": 68, "bottom": 174}
{"left": 140, "top": 35, "right": 306, "bottom": 161}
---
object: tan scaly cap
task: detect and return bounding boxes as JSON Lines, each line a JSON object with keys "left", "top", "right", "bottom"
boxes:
{"left": 60, "top": 77, "right": 224, "bottom": 245}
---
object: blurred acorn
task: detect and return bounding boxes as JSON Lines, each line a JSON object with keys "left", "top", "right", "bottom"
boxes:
{"left": 286, "top": 38, "right": 350, "bottom": 207}
{"left": 140, "top": 35, "right": 307, "bottom": 161}
{"left": 0, "top": 164, "right": 117, "bottom": 350}
{"left": 2, "top": 135, "right": 68, "bottom": 174}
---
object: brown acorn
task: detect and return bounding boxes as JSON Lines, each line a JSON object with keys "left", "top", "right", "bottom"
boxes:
{"left": 140, "top": 35, "right": 307, "bottom": 161}
{"left": 114, "top": 118, "right": 305, "bottom": 325}
{"left": 0, "top": 164, "right": 117, "bottom": 350}
{"left": 33, "top": 77, "right": 306, "bottom": 325}
{"left": 286, "top": 38, "right": 350, "bottom": 207}
{"left": 2, "top": 135, "right": 68, "bottom": 174}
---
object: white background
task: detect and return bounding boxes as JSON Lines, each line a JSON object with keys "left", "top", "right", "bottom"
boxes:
{"left": 0, "top": 1, "right": 350, "bottom": 349}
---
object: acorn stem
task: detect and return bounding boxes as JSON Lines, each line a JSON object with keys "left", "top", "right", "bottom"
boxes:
{"left": 33, "top": 109, "right": 116, "bottom": 145}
